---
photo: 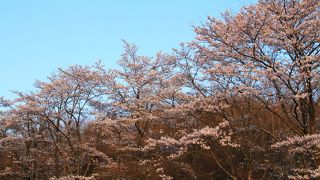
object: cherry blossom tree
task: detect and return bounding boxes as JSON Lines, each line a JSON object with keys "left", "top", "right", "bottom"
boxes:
{"left": 194, "top": 0, "right": 320, "bottom": 135}
{"left": 0, "top": 65, "right": 109, "bottom": 179}
{"left": 0, "top": 0, "right": 319, "bottom": 179}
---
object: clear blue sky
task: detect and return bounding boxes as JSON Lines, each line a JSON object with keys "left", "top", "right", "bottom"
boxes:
{"left": 0, "top": 0, "right": 255, "bottom": 99}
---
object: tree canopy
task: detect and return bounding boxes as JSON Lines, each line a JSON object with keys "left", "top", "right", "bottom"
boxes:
{"left": 0, "top": 0, "right": 319, "bottom": 179}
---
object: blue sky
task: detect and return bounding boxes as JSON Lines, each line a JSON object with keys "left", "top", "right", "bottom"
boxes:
{"left": 0, "top": 0, "right": 254, "bottom": 99}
